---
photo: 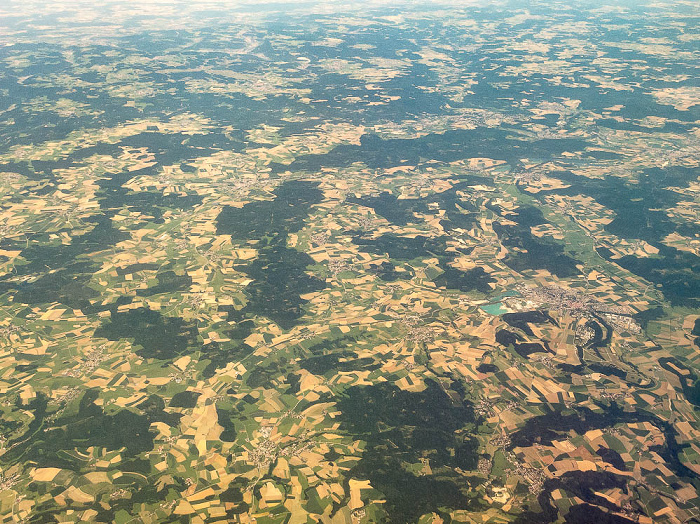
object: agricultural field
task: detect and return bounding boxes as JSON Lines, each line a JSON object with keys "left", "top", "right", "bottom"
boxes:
{"left": 0, "top": 0, "right": 698, "bottom": 523}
